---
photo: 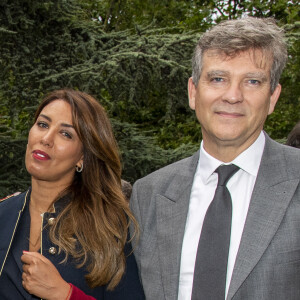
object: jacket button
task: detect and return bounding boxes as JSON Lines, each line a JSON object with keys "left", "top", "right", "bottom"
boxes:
{"left": 48, "top": 217, "right": 55, "bottom": 226}
{"left": 48, "top": 247, "right": 57, "bottom": 255}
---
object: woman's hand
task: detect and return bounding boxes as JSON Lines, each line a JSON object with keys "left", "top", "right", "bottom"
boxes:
{"left": 21, "top": 251, "right": 71, "bottom": 300}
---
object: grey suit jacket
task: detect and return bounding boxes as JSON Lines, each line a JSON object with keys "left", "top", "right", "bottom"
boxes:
{"left": 130, "top": 134, "right": 300, "bottom": 300}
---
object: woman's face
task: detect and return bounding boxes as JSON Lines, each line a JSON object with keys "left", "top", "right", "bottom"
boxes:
{"left": 25, "top": 100, "right": 83, "bottom": 186}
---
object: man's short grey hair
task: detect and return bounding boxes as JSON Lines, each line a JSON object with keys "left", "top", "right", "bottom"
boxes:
{"left": 192, "top": 17, "right": 287, "bottom": 93}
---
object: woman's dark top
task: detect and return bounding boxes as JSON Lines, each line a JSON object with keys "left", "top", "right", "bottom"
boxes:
{"left": 0, "top": 189, "right": 145, "bottom": 300}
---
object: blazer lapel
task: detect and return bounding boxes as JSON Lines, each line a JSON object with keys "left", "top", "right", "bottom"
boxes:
{"left": 0, "top": 190, "right": 29, "bottom": 276}
{"left": 156, "top": 152, "right": 199, "bottom": 300}
{"left": 11, "top": 196, "right": 30, "bottom": 274}
{"left": 227, "top": 137, "right": 300, "bottom": 299}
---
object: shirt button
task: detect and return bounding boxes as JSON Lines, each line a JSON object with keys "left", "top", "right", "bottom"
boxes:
{"left": 48, "top": 247, "right": 57, "bottom": 255}
{"left": 48, "top": 217, "right": 55, "bottom": 226}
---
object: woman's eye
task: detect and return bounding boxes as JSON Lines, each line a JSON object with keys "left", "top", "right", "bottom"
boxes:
{"left": 62, "top": 131, "right": 72, "bottom": 139}
{"left": 37, "top": 121, "right": 48, "bottom": 128}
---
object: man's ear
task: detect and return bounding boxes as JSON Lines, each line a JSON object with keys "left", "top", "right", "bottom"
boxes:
{"left": 268, "top": 84, "right": 281, "bottom": 115}
{"left": 188, "top": 77, "right": 197, "bottom": 110}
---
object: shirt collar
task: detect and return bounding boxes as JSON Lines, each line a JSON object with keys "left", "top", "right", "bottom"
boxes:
{"left": 198, "top": 131, "right": 265, "bottom": 184}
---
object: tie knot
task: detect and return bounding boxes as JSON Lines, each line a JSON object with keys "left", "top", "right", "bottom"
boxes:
{"left": 216, "top": 164, "right": 239, "bottom": 186}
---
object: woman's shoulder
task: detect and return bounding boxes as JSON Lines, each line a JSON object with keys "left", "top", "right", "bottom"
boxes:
{"left": 0, "top": 190, "right": 29, "bottom": 211}
{"left": 0, "top": 192, "right": 22, "bottom": 203}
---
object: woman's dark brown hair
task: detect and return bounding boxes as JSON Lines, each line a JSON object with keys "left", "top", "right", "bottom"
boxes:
{"left": 286, "top": 121, "right": 300, "bottom": 149}
{"left": 34, "top": 89, "right": 137, "bottom": 289}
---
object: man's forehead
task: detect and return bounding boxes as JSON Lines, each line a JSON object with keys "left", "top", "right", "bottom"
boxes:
{"left": 203, "top": 48, "right": 273, "bottom": 72}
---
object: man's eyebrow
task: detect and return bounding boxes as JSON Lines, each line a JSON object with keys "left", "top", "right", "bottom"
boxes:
{"left": 245, "top": 72, "right": 268, "bottom": 81}
{"left": 206, "top": 71, "right": 268, "bottom": 81}
{"left": 38, "top": 114, "right": 74, "bottom": 128}
{"left": 206, "top": 70, "right": 230, "bottom": 77}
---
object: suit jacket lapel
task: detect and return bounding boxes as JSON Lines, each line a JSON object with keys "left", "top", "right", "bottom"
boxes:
{"left": 227, "top": 136, "right": 299, "bottom": 299}
{"left": 156, "top": 151, "right": 199, "bottom": 300}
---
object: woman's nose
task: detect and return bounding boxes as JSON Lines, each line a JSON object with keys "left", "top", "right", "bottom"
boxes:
{"left": 40, "top": 131, "right": 54, "bottom": 147}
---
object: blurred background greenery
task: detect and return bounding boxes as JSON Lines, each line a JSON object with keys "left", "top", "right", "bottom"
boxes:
{"left": 0, "top": 0, "right": 299, "bottom": 196}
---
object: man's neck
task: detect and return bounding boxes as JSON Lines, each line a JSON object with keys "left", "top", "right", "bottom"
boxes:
{"left": 202, "top": 132, "right": 262, "bottom": 162}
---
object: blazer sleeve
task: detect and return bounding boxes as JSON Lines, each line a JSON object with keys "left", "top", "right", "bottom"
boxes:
{"left": 69, "top": 284, "right": 96, "bottom": 300}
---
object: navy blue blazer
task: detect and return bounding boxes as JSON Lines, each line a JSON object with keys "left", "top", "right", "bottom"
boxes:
{"left": 0, "top": 189, "right": 145, "bottom": 299}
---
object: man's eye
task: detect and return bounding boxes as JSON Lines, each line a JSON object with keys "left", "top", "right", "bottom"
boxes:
{"left": 211, "top": 77, "right": 224, "bottom": 82}
{"left": 248, "top": 79, "right": 260, "bottom": 85}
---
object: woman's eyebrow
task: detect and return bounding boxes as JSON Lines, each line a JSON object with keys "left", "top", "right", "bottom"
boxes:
{"left": 39, "top": 114, "right": 74, "bottom": 128}
{"left": 39, "top": 114, "right": 51, "bottom": 122}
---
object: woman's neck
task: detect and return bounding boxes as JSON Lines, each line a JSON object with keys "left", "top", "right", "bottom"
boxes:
{"left": 30, "top": 178, "right": 69, "bottom": 212}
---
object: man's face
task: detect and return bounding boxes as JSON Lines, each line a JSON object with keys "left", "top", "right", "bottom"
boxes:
{"left": 188, "top": 49, "right": 281, "bottom": 160}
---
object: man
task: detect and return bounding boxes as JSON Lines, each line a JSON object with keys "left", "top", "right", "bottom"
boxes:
{"left": 130, "top": 17, "right": 300, "bottom": 300}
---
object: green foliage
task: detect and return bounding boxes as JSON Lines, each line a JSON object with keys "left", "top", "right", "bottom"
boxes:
{"left": 0, "top": 139, "right": 30, "bottom": 196}
{"left": 0, "top": 0, "right": 299, "bottom": 195}
{"left": 265, "top": 21, "right": 300, "bottom": 138}
{"left": 45, "top": 28, "right": 199, "bottom": 125}
{"left": 112, "top": 120, "right": 168, "bottom": 183}
{"left": 0, "top": 0, "right": 99, "bottom": 136}
{"left": 78, "top": 0, "right": 214, "bottom": 32}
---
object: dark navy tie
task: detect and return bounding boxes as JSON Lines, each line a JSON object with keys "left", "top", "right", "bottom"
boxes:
{"left": 191, "top": 164, "right": 239, "bottom": 300}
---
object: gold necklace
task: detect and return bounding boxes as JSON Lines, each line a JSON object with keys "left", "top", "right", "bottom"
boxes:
{"left": 28, "top": 202, "right": 44, "bottom": 250}
{"left": 28, "top": 235, "right": 41, "bottom": 247}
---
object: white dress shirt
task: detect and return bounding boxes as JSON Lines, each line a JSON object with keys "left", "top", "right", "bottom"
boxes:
{"left": 178, "top": 131, "right": 266, "bottom": 300}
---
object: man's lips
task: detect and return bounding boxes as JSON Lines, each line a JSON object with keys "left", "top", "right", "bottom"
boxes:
{"left": 215, "top": 111, "right": 244, "bottom": 118}
{"left": 32, "top": 150, "right": 51, "bottom": 160}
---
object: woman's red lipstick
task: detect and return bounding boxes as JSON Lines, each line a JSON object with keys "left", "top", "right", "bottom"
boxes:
{"left": 32, "top": 150, "right": 50, "bottom": 160}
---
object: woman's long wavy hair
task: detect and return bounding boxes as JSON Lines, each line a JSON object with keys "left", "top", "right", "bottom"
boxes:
{"left": 33, "top": 89, "right": 138, "bottom": 289}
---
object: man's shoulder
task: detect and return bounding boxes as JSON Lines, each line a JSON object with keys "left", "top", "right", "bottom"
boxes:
{"left": 266, "top": 136, "right": 300, "bottom": 157}
{"left": 280, "top": 143, "right": 300, "bottom": 176}
{"left": 281, "top": 143, "right": 300, "bottom": 158}
{"left": 264, "top": 136, "right": 300, "bottom": 177}
{"left": 134, "top": 151, "right": 199, "bottom": 188}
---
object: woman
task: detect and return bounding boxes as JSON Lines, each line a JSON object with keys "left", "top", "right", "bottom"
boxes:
{"left": 0, "top": 89, "right": 144, "bottom": 299}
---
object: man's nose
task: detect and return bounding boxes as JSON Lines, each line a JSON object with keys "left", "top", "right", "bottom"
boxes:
{"left": 222, "top": 82, "right": 244, "bottom": 103}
